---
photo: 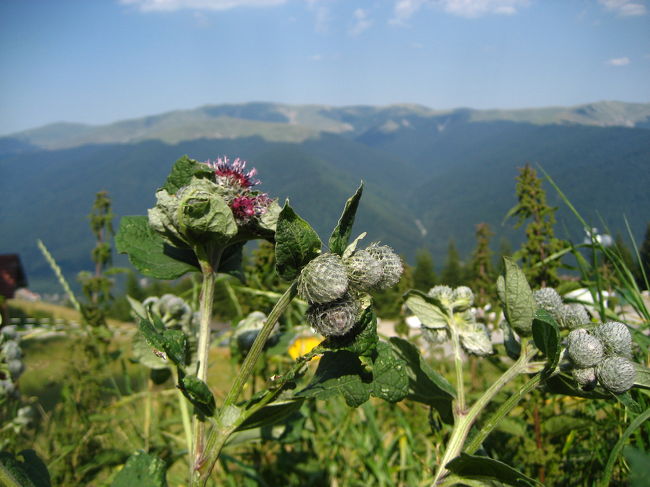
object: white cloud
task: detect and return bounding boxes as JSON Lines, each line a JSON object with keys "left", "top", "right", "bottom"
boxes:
{"left": 390, "top": 0, "right": 529, "bottom": 24}
{"left": 598, "top": 0, "right": 647, "bottom": 17}
{"left": 349, "top": 8, "right": 372, "bottom": 36}
{"left": 120, "top": 0, "right": 287, "bottom": 12}
{"left": 607, "top": 56, "right": 631, "bottom": 66}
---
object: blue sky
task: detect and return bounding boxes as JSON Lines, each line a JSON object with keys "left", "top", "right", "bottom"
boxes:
{"left": 1, "top": 0, "right": 649, "bottom": 134}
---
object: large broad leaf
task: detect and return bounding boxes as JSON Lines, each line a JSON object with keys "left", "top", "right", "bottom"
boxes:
{"left": 0, "top": 450, "right": 51, "bottom": 487}
{"left": 161, "top": 155, "right": 213, "bottom": 194}
{"left": 446, "top": 453, "right": 542, "bottom": 486}
{"left": 298, "top": 351, "right": 371, "bottom": 407}
{"left": 179, "top": 375, "right": 216, "bottom": 417}
{"left": 531, "top": 308, "right": 560, "bottom": 376}
{"left": 116, "top": 216, "right": 198, "bottom": 279}
{"left": 497, "top": 257, "right": 535, "bottom": 336}
{"left": 111, "top": 451, "right": 167, "bottom": 487}
{"left": 370, "top": 341, "right": 409, "bottom": 402}
{"left": 219, "top": 242, "right": 245, "bottom": 279}
{"left": 389, "top": 337, "right": 455, "bottom": 423}
{"left": 328, "top": 182, "right": 363, "bottom": 256}
{"left": 404, "top": 290, "right": 448, "bottom": 329}
{"left": 319, "top": 304, "right": 378, "bottom": 358}
{"left": 274, "top": 201, "right": 322, "bottom": 281}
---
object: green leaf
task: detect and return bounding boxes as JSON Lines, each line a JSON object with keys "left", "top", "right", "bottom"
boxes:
{"left": 179, "top": 375, "right": 216, "bottom": 417}
{"left": 298, "top": 351, "right": 371, "bottom": 407}
{"left": 111, "top": 451, "right": 167, "bottom": 487}
{"left": 116, "top": 216, "right": 198, "bottom": 280}
{"left": 531, "top": 308, "right": 560, "bottom": 376}
{"left": 389, "top": 337, "right": 455, "bottom": 423}
{"left": 328, "top": 182, "right": 363, "bottom": 256}
{"left": 161, "top": 155, "right": 212, "bottom": 194}
{"left": 237, "top": 398, "right": 305, "bottom": 431}
{"left": 219, "top": 242, "right": 244, "bottom": 279}
{"left": 274, "top": 201, "right": 322, "bottom": 281}
{"left": 404, "top": 290, "right": 448, "bottom": 329}
{"left": 138, "top": 319, "right": 166, "bottom": 354}
{"left": 160, "top": 329, "right": 189, "bottom": 367}
{"left": 544, "top": 374, "right": 610, "bottom": 399}
{"left": 634, "top": 363, "right": 650, "bottom": 389}
{"left": 624, "top": 447, "right": 650, "bottom": 487}
{"left": 319, "top": 303, "right": 378, "bottom": 357}
{"left": 370, "top": 342, "right": 409, "bottom": 402}
{"left": 446, "top": 453, "right": 542, "bottom": 486}
{"left": 613, "top": 391, "right": 642, "bottom": 414}
{"left": 0, "top": 450, "right": 51, "bottom": 487}
{"left": 498, "top": 257, "right": 535, "bottom": 336}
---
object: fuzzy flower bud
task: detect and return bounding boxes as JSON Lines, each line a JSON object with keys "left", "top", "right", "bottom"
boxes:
{"left": 344, "top": 249, "right": 383, "bottom": 291}
{"left": 572, "top": 367, "right": 597, "bottom": 389}
{"left": 566, "top": 329, "right": 604, "bottom": 368}
{"left": 306, "top": 294, "right": 360, "bottom": 337}
{"left": 597, "top": 356, "right": 636, "bottom": 394}
{"left": 558, "top": 303, "right": 589, "bottom": 330}
{"left": 366, "top": 243, "right": 403, "bottom": 289}
{"left": 533, "top": 287, "right": 563, "bottom": 318}
{"left": 593, "top": 321, "right": 632, "bottom": 357}
{"left": 427, "top": 285, "right": 454, "bottom": 309}
{"left": 298, "top": 253, "right": 348, "bottom": 304}
{"left": 452, "top": 286, "right": 474, "bottom": 311}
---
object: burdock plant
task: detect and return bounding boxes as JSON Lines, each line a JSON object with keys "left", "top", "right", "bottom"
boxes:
{"left": 115, "top": 163, "right": 447, "bottom": 486}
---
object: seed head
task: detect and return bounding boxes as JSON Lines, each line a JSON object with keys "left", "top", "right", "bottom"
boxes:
{"left": 566, "top": 329, "right": 604, "bottom": 368}
{"left": 306, "top": 294, "right": 360, "bottom": 337}
{"left": 593, "top": 321, "right": 632, "bottom": 357}
{"left": 597, "top": 356, "right": 636, "bottom": 394}
{"left": 298, "top": 253, "right": 348, "bottom": 304}
{"left": 344, "top": 249, "right": 383, "bottom": 291}
{"left": 366, "top": 243, "right": 403, "bottom": 289}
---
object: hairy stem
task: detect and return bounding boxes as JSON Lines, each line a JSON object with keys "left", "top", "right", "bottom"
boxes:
{"left": 447, "top": 311, "right": 466, "bottom": 416}
{"left": 432, "top": 343, "right": 536, "bottom": 485}
{"left": 191, "top": 281, "right": 298, "bottom": 486}
{"left": 464, "top": 372, "right": 542, "bottom": 454}
{"left": 192, "top": 254, "right": 220, "bottom": 476}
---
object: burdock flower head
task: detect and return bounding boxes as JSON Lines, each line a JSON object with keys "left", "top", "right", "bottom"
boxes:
{"left": 148, "top": 156, "right": 278, "bottom": 251}
{"left": 207, "top": 157, "right": 273, "bottom": 225}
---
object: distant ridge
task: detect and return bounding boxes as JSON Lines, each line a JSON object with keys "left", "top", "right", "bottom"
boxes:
{"left": 2, "top": 100, "right": 649, "bottom": 152}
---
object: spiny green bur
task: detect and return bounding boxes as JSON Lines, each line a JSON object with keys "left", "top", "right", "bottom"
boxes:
{"left": 594, "top": 321, "right": 632, "bottom": 357}
{"left": 533, "top": 287, "right": 563, "bottom": 318}
{"left": 597, "top": 356, "right": 636, "bottom": 394}
{"left": 572, "top": 367, "right": 597, "bottom": 388}
{"left": 559, "top": 303, "right": 589, "bottom": 330}
{"left": 567, "top": 329, "right": 604, "bottom": 368}
{"left": 298, "top": 253, "right": 348, "bottom": 304}
{"left": 306, "top": 294, "right": 360, "bottom": 337}
{"left": 366, "top": 243, "right": 403, "bottom": 289}
{"left": 344, "top": 249, "right": 383, "bottom": 291}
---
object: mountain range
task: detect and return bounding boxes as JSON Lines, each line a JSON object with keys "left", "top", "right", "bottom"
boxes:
{"left": 1, "top": 100, "right": 649, "bottom": 293}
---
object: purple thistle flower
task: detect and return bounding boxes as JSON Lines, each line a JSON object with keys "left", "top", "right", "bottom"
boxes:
{"left": 209, "top": 157, "right": 259, "bottom": 189}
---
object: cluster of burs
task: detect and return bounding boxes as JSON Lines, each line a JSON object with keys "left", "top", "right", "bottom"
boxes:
{"left": 1, "top": 326, "right": 24, "bottom": 397}
{"left": 298, "top": 243, "right": 403, "bottom": 337}
{"left": 533, "top": 287, "right": 636, "bottom": 394}
{"left": 422, "top": 285, "right": 493, "bottom": 356}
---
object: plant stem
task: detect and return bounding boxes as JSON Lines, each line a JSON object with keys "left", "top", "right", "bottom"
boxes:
{"left": 221, "top": 281, "right": 298, "bottom": 409}
{"left": 431, "top": 343, "right": 536, "bottom": 485}
{"left": 191, "top": 281, "right": 298, "bottom": 486}
{"left": 464, "top": 372, "right": 542, "bottom": 454}
{"left": 447, "top": 311, "right": 466, "bottom": 416}
{"left": 192, "top": 255, "right": 219, "bottom": 477}
{"left": 172, "top": 367, "right": 194, "bottom": 468}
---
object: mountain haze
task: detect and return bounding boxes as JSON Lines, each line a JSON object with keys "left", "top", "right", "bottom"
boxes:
{"left": 1, "top": 101, "right": 648, "bottom": 292}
